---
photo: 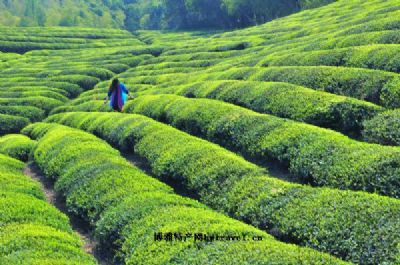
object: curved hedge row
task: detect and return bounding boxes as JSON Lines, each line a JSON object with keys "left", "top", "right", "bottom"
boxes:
{"left": 135, "top": 59, "right": 221, "bottom": 71}
{"left": 49, "top": 101, "right": 111, "bottom": 115}
{"left": 0, "top": 39, "right": 135, "bottom": 54}
{"left": 1, "top": 67, "right": 56, "bottom": 77}
{"left": 194, "top": 66, "right": 400, "bottom": 108}
{"left": 0, "top": 51, "right": 21, "bottom": 62}
{"left": 340, "top": 16, "right": 400, "bottom": 35}
{"left": 146, "top": 80, "right": 383, "bottom": 136}
{"left": 21, "top": 122, "right": 346, "bottom": 265}
{"left": 0, "top": 97, "right": 64, "bottom": 114}
{"left": 260, "top": 45, "right": 400, "bottom": 73}
{"left": 0, "top": 40, "right": 90, "bottom": 53}
{"left": 0, "top": 153, "right": 96, "bottom": 264}
{"left": 0, "top": 83, "right": 83, "bottom": 98}
{"left": 44, "top": 112, "right": 400, "bottom": 265}
{"left": 0, "top": 35, "right": 88, "bottom": 44}
{"left": 39, "top": 82, "right": 83, "bottom": 98}
{"left": 0, "top": 90, "right": 69, "bottom": 102}
{"left": 57, "top": 67, "right": 115, "bottom": 81}
{"left": 0, "top": 154, "right": 43, "bottom": 199}
{"left": 0, "top": 223, "right": 96, "bottom": 265}
{"left": 48, "top": 75, "right": 100, "bottom": 90}
{"left": 313, "top": 30, "right": 400, "bottom": 50}
{"left": 248, "top": 66, "right": 400, "bottom": 107}
{"left": 0, "top": 27, "right": 134, "bottom": 38}
{"left": 124, "top": 95, "right": 400, "bottom": 198}
{"left": 0, "top": 134, "right": 36, "bottom": 161}
{"left": 102, "top": 63, "right": 130, "bottom": 74}
{"left": 0, "top": 114, "right": 29, "bottom": 136}
{"left": 117, "top": 55, "right": 154, "bottom": 67}
{"left": 0, "top": 106, "right": 45, "bottom": 122}
{"left": 363, "top": 109, "right": 400, "bottom": 145}
{"left": 123, "top": 67, "right": 202, "bottom": 79}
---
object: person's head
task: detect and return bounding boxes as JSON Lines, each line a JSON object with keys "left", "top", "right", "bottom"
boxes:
{"left": 110, "top": 78, "right": 120, "bottom": 91}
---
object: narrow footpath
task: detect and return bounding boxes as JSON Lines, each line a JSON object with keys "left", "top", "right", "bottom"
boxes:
{"left": 122, "top": 152, "right": 201, "bottom": 201}
{"left": 24, "top": 163, "right": 112, "bottom": 265}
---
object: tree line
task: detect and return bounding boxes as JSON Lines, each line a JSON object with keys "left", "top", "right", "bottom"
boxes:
{"left": 0, "top": 0, "right": 336, "bottom": 30}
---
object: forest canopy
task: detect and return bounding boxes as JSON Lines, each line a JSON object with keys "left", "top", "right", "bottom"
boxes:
{"left": 0, "top": 0, "right": 336, "bottom": 30}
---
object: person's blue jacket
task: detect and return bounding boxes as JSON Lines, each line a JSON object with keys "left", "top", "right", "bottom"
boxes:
{"left": 108, "top": 82, "right": 129, "bottom": 111}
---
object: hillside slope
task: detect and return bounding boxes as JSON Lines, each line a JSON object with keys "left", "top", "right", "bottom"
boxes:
{"left": 0, "top": 0, "right": 400, "bottom": 264}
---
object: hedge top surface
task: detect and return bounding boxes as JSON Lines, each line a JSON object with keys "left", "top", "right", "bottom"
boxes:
{"left": 23, "top": 122, "right": 350, "bottom": 265}
{"left": 41, "top": 111, "right": 400, "bottom": 265}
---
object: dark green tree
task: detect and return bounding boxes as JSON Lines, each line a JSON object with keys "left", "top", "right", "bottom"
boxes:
{"left": 161, "top": 0, "right": 187, "bottom": 29}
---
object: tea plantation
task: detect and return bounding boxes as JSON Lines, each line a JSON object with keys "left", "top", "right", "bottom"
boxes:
{"left": 0, "top": 0, "right": 400, "bottom": 264}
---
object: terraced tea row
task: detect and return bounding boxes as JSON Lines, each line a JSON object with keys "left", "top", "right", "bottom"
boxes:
{"left": 1, "top": 1, "right": 400, "bottom": 265}
{"left": 259, "top": 44, "right": 400, "bottom": 73}
{"left": 4, "top": 1, "right": 399, "bottom": 139}
{"left": 100, "top": 1, "right": 400, "bottom": 146}
{"left": 0, "top": 134, "right": 36, "bottom": 161}
{"left": 45, "top": 111, "right": 400, "bottom": 265}
{"left": 66, "top": 71, "right": 391, "bottom": 139}
{"left": 0, "top": 27, "right": 142, "bottom": 53}
{"left": 0, "top": 114, "right": 30, "bottom": 136}
{"left": 121, "top": 65, "right": 400, "bottom": 108}
{"left": 125, "top": 95, "right": 400, "bottom": 197}
{"left": 57, "top": 93, "right": 400, "bottom": 198}
{"left": 111, "top": 62, "right": 400, "bottom": 144}
{"left": 363, "top": 109, "right": 400, "bottom": 146}
{"left": 126, "top": 80, "right": 381, "bottom": 137}
{"left": 0, "top": 29, "right": 162, "bottom": 136}
{"left": 21, "top": 122, "right": 347, "bottom": 265}
{"left": 0, "top": 136, "right": 96, "bottom": 264}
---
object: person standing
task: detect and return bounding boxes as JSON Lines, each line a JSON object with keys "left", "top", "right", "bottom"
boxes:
{"left": 104, "top": 78, "right": 130, "bottom": 112}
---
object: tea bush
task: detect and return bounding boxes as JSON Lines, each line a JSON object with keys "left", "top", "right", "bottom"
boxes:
{"left": 0, "top": 106, "right": 45, "bottom": 122}
{"left": 125, "top": 95, "right": 400, "bottom": 198}
{"left": 0, "top": 114, "right": 29, "bottom": 135}
{"left": 260, "top": 45, "right": 400, "bottom": 73}
{"left": 48, "top": 75, "right": 100, "bottom": 90}
{"left": 0, "top": 152, "right": 96, "bottom": 264}
{"left": 0, "top": 97, "right": 64, "bottom": 114}
{"left": 43, "top": 112, "right": 400, "bottom": 264}
{"left": 23, "top": 122, "right": 346, "bottom": 265}
{"left": 0, "top": 134, "right": 36, "bottom": 161}
{"left": 363, "top": 109, "right": 400, "bottom": 145}
{"left": 249, "top": 66, "right": 400, "bottom": 107}
{"left": 143, "top": 80, "right": 383, "bottom": 136}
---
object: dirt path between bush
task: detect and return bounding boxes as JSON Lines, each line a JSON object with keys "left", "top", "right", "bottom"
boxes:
{"left": 24, "top": 163, "right": 112, "bottom": 265}
{"left": 123, "top": 152, "right": 201, "bottom": 200}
